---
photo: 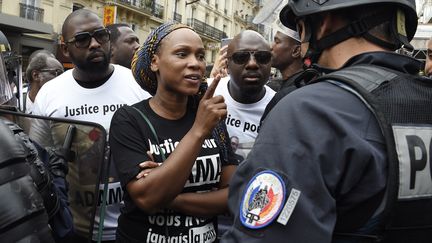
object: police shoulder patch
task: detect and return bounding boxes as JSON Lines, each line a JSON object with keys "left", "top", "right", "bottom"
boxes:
{"left": 240, "top": 170, "right": 286, "bottom": 229}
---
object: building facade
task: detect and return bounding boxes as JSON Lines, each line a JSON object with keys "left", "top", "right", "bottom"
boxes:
{"left": 0, "top": 0, "right": 264, "bottom": 68}
{"left": 413, "top": 0, "right": 432, "bottom": 61}
{"left": 4, "top": 0, "right": 432, "bottom": 66}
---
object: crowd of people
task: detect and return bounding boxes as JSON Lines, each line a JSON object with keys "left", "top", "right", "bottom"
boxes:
{"left": 0, "top": 0, "right": 432, "bottom": 242}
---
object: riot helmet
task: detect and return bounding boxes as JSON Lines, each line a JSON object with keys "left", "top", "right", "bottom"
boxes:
{"left": 0, "top": 31, "right": 22, "bottom": 109}
{"left": 0, "top": 31, "right": 13, "bottom": 106}
{"left": 279, "top": 0, "right": 418, "bottom": 64}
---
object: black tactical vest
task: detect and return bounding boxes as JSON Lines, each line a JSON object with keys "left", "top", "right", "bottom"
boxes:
{"left": 313, "top": 64, "right": 432, "bottom": 242}
{"left": 0, "top": 119, "right": 54, "bottom": 243}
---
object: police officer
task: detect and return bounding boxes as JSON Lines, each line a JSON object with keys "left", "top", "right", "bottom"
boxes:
{"left": 0, "top": 31, "right": 73, "bottom": 241}
{"left": 0, "top": 119, "right": 55, "bottom": 243}
{"left": 222, "top": 1, "right": 432, "bottom": 242}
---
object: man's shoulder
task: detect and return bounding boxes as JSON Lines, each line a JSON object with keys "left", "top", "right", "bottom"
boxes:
{"left": 285, "top": 79, "right": 345, "bottom": 96}
{"left": 111, "top": 64, "right": 151, "bottom": 99}
{"left": 112, "top": 64, "right": 134, "bottom": 79}
{"left": 207, "top": 76, "right": 230, "bottom": 85}
{"left": 207, "top": 76, "right": 229, "bottom": 95}
{"left": 264, "top": 84, "right": 276, "bottom": 96}
{"left": 111, "top": 64, "right": 139, "bottom": 86}
{"left": 275, "top": 80, "right": 368, "bottom": 115}
{"left": 112, "top": 63, "right": 131, "bottom": 72}
{"left": 38, "top": 70, "right": 73, "bottom": 94}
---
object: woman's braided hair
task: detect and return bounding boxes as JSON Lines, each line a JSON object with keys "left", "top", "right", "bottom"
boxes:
{"left": 131, "top": 22, "right": 232, "bottom": 164}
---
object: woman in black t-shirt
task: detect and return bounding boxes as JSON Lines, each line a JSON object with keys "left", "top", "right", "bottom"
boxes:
{"left": 109, "top": 22, "right": 237, "bottom": 243}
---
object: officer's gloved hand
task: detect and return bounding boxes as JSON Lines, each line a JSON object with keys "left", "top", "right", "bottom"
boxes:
{"left": 28, "top": 152, "right": 51, "bottom": 192}
{"left": 46, "top": 147, "right": 74, "bottom": 178}
{"left": 27, "top": 149, "right": 60, "bottom": 219}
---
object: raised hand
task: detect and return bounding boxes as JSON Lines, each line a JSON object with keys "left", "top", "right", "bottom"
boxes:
{"left": 193, "top": 75, "right": 227, "bottom": 137}
{"left": 210, "top": 45, "right": 228, "bottom": 78}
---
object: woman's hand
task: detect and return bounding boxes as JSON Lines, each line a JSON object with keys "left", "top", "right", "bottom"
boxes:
{"left": 136, "top": 151, "right": 160, "bottom": 179}
{"left": 193, "top": 75, "right": 227, "bottom": 137}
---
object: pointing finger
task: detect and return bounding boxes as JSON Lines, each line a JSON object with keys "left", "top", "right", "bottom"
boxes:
{"left": 203, "top": 74, "right": 221, "bottom": 100}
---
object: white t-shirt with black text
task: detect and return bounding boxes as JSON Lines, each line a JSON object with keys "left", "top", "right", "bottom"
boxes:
{"left": 209, "top": 76, "right": 275, "bottom": 158}
{"left": 31, "top": 64, "right": 151, "bottom": 241}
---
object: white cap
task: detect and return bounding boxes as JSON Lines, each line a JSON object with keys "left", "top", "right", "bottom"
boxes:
{"left": 273, "top": 19, "right": 300, "bottom": 42}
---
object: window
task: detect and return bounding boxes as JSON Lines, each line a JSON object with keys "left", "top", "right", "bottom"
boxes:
{"left": 22, "top": 0, "right": 40, "bottom": 6}
{"left": 211, "top": 50, "right": 216, "bottom": 63}
{"left": 73, "top": 3, "right": 84, "bottom": 11}
{"left": 131, "top": 23, "right": 137, "bottom": 31}
{"left": 191, "top": 7, "right": 196, "bottom": 19}
{"left": 20, "top": 0, "right": 43, "bottom": 21}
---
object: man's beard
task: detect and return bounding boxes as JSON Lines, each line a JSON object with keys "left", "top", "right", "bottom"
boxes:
{"left": 70, "top": 50, "right": 111, "bottom": 73}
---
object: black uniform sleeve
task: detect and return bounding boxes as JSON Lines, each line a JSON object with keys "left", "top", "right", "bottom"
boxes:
{"left": 33, "top": 143, "right": 74, "bottom": 239}
{"left": 109, "top": 106, "right": 151, "bottom": 188}
{"left": 223, "top": 82, "right": 387, "bottom": 242}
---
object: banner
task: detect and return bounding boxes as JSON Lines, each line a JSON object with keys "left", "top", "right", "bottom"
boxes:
{"left": 103, "top": 5, "right": 116, "bottom": 26}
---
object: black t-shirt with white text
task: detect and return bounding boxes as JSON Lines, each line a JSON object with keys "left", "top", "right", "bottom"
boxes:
{"left": 110, "top": 99, "right": 235, "bottom": 242}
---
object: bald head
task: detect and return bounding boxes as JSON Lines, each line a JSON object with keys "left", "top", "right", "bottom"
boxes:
{"left": 60, "top": 8, "right": 111, "bottom": 81}
{"left": 226, "top": 30, "right": 272, "bottom": 103}
{"left": 227, "top": 30, "right": 270, "bottom": 56}
{"left": 62, "top": 9, "right": 100, "bottom": 39}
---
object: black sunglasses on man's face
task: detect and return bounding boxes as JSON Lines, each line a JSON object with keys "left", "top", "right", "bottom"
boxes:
{"left": 229, "top": 51, "right": 272, "bottom": 65}
{"left": 65, "top": 28, "right": 110, "bottom": 49}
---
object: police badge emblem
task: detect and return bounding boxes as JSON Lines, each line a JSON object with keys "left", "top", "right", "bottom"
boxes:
{"left": 240, "top": 170, "right": 286, "bottom": 229}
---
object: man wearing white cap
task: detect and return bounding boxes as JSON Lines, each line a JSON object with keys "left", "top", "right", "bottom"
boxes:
{"left": 259, "top": 19, "right": 303, "bottom": 123}
{"left": 266, "top": 21, "right": 302, "bottom": 88}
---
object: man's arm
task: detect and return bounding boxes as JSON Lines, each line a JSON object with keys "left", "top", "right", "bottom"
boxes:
{"left": 29, "top": 94, "right": 53, "bottom": 147}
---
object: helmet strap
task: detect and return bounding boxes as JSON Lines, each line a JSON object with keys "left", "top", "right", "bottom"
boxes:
{"left": 393, "top": 9, "right": 413, "bottom": 51}
{"left": 363, "top": 33, "right": 399, "bottom": 50}
{"left": 303, "top": 11, "right": 403, "bottom": 65}
{"left": 302, "top": 17, "right": 321, "bottom": 67}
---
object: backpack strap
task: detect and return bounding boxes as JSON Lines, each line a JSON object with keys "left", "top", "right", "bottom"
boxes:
{"left": 313, "top": 65, "right": 400, "bottom": 241}
{"left": 131, "top": 106, "right": 166, "bottom": 161}
{"left": 314, "top": 64, "right": 398, "bottom": 92}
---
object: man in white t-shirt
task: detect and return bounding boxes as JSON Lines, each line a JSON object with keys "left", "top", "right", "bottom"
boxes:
{"left": 209, "top": 30, "right": 275, "bottom": 239}
{"left": 211, "top": 30, "right": 275, "bottom": 159}
{"left": 30, "top": 9, "right": 150, "bottom": 242}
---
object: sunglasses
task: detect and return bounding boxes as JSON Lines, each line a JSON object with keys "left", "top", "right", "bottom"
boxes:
{"left": 229, "top": 51, "right": 272, "bottom": 65}
{"left": 65, "top": 28, "right": 110, "bottom": 48}
{"left": 39, "top": 68, "right": 64, "bottom": 77}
